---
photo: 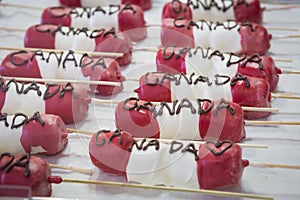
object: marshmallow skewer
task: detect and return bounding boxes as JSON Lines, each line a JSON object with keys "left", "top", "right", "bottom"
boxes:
{"left": 67, "top": 127, "right": 268, "bottom": 149}
{"left": 91, "top": 98, "right": 279, "bottom": 113}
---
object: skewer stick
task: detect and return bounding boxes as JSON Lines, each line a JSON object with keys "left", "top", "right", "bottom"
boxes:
{"left": 267, "top": 27, "right": 298, "bottom": 31}
{"left": 0, "top": 27, "right": 26, "bottom": 33}
{"left": 91, "top": 98, "right": 279, "bottom": 113}
{"left": 1, "top": 76, "right": 122, "bottom": 87}
{"left": 272, "top": 93, "right": 300, "bottom": 100}
{"left": 0, "top": 46, "right": 124, "bottom": 58}
{"left": 281, "top": 70, "right": 300, "bottom": 75}
{"left": 0, "top": 2, "right": 43, "bottom": 10}
{"left": 273, "top": 58, "right": 293, "bottom": 63}
{"left": 62, "top": 178, "right": 273, "bottom": 200}
{"left": 265, "top": 5, "right": 300, "bottom": 11}
{"left": 245, "top": 121, "right": 300, "bottom": 126}
{"left": 67, "top": 128, "right": 268, "bottom": 149}
{"left": 49, "top": 164, "right": 93, "bottom": 175}
{"left": 250, "top": 162, "right": 300, "bottom": 170}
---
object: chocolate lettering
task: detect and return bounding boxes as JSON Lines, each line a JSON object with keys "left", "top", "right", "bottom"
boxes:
{"left": 26, "top": 112, "right": 45, "bottom": 126}
{"left": 169, "top": 141, "right": 184, "bottom": 154}
{"left": 128, "top": 138, "right": 146, "bottom": 152}
{"left": 23, "top": 82, "right": 42, "bottom": 96}
{"left": 213, "top": 98, "right": 235, "bottom": 116}
{"left": 43, "top": 84, "right": 61, "bottom": 100}
{"left": 5, "top": 153, "right": 31, "bottom": 177}
{"left": 205, "top": 140, "right": 233, "bottom": 156}
{"left": 143, "top": 140, "right": 160, "bottom": 151}
{"left": 62, "top": 50, "right": 78, "bottom": 68}
{"left": 176, "top": 98, "right": 197, "bottom": 114}
{"left": 120, "top": 2, "right": 136, "bottom": 14}
{"left": 9, "top": 50, "right": 29, "bottom": 66}
{"left": 0, "top": 153, "right": 14, "bottom": 171}
{"left": 231, "top": 73, "right": 250, "bottom": 88}
{"left": 59, "top": 82, "right": 78, "bottom": 99}
{"left": 181, "top": 143, "right": 199, "bottom": 161}
{"left": 109, "top": 129, "right": 123, "bottom": 145}
{"left": 11, "top": 113, "right": 28, "bottom": 129}
{"left": 95, "top": 129, "right": 111, "bottom": 147}
{"left": 50, "top": 6, "right": 69, "bottom": 18}
{"left": 0, "top": 113, "right": 9, "bottom": 127}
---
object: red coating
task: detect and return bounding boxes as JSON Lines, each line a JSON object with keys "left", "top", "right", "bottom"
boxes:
{"left": 199, "top": 99, "right": 246, "bottom": 142}
{"left": 0, "top": 154, "right": 53, "bottom": 197}
{"left": 41, "top": 7, "right": 72, "bottom": 27}
{"left": 134, "top": 73, "right": 172, "bottom": 102}
{"left": 197, "top": 142, "right": 249, "bottom": 189}
{"left": 156, "top": 47, "right": 188, "bottom": 74}
{"left": 161, "top": 18, "right": 194, "bottom": 47}
{"left": 118, "top": 4, "right": 147, "bottom": 41}
{"left": 21, "top": 114, "right": 68, "bottom": 155}
{"left": 45, "top": 84, "right": 91, "bottom": 124}
{"left": 89, "top": 130, "right": 133, "bottom": 175}
{"left": 234, "top": 0, "right": 264, "bottom": 24}
{"left": 162, "top": 1, "right": 192, "bottom": 20}
{"left": 115, "top": 98, "right": 160, "bottom": 138}
{"left": 239, "top": 22, "right": 271, "bottom": 56}
{"left": 237, "top": 56, "right": 280, "bottom": 91}
{"left": 231, "top": 76, "right": 271, "bottom": 119}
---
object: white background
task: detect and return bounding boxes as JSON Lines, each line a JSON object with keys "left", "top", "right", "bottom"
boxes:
{"left": 0, "top": 0, "right": 300, "bottom": 199}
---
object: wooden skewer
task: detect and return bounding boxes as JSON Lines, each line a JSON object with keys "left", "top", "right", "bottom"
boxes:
{"left": 265, "top": 4, "right": 300, "bottom": 11}
{"left": 62, "top": 178, "right": 273, "bottom": 200}
{"left": 0, "top": 46, "right": 124, "bottom": 58}
{"left": 245, "top": 121, "right": 300, "bottom": 126}
{"left": 1, "top": 76, "right": 122, "bottom": 87}
{"left": 274, "top": 58, "right": 293, "bottom": 63}
{"left": 49, "top": 164, "right": 93, "bottom": 175}
{"left": 250, "top": 162, "right": 300, "bottom": 170}
{"left": 281, "top": 70, "right": 300, "bottom": 75}
{"left": 0, "top": 27, "right": 26, "bottom": 33}
{"left": 271, "top": 93, "right": 300, "bottom": 100}
{"left": 67, "top": 128, "right": 268, "bottom": 149}
{"left": 0, "top": 2, "right": 43, "bottom": 10}
{"left": 267, "top": 27, "right": 298, "bottom": 31}
{"left": 91, "top": 98, "right": 279, "bottom": 113}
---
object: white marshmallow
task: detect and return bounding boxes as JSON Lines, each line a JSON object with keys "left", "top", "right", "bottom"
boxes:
{"left": 193, "top": 21, "right": 242, "bottom": 53}
{"left": 126, "top": 141, "right": 199, "bottom": 188}
{"left": 156, "top": 100, "right": 201, "bottom": 140}
{"left": 0, "top": 116, "right": 24, "bottom": 154}
{"left": 1, "top": 82, "right": 46, "bottom": 116}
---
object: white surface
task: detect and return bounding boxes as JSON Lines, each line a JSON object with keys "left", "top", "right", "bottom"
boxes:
{"left": 0, "top": 0, "right": 300, "bottom": 200}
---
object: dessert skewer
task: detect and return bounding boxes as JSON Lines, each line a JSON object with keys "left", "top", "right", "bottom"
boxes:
{"left": 0, "top": 49, "right": 126, "bottom": 96}
{"left": 113, "top": 97, "right": 300, "bottom": 142}
{"left": 161, "top": 0, "right": 300, "bottom": 24}
{"left": 0, "top": 152, "right": 274, "bottom": 199}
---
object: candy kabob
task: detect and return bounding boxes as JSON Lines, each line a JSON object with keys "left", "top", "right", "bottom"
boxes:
{"left": 0, "top": 152, "right": 275, "bottom": 199}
